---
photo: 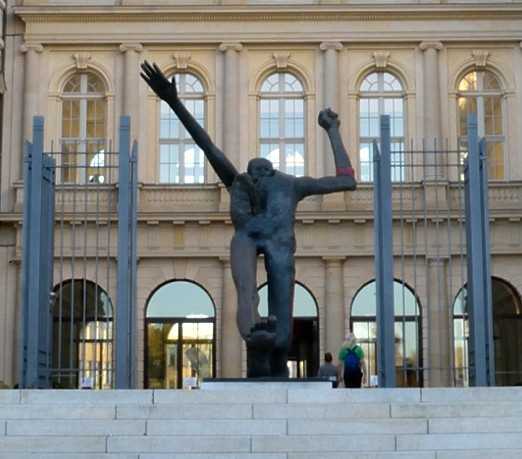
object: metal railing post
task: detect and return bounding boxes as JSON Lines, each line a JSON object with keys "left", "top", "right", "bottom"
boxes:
{"left": 373, "top": 114, "right": 396, "bottom": 388}
{"left": 464, "top": 113, "right": 495, "bottom": 386}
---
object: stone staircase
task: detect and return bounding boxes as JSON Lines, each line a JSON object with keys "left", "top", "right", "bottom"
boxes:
{"left": 1, "top": 386, "right": 522, "bottom": 458}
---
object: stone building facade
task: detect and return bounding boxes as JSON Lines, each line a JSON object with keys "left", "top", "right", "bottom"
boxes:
{"left": 0, "top": 0, "right": 521, "bottom": 389}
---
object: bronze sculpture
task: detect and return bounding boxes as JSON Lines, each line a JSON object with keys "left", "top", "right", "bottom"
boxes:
{"left": 141, "top": 61, "right": 356, "bottom": 377}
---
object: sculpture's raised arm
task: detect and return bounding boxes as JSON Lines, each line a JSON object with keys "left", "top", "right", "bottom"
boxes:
{"left": 140, "top": 61, "right": 238, "bottom": 188}
{"left": 295, "top": 108, "right": 357, "bottom": 199}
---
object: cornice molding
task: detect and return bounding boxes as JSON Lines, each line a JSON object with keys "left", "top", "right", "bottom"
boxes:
{"left": 14, "top": 5, "right": 522, "bottom": 24}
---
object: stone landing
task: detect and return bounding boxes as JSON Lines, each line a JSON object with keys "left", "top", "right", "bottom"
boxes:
{"left": 0, "top": 387, "right": 521, "bottom": 458}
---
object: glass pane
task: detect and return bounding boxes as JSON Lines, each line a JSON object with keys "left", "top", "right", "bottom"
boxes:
{"left": 459, "top": 71, "right": 478, "bottom": 92}
{"left": 87, "top": 74, "right": 104, "bottom": 93}
{"left": 458, "top": 96, "right": 477, "bottom": 137}
{"left": 64, "top": 74, "right": 81, "bottom": 93}
{"left": 159, "top": 144, "right": 179, "bottom": 183}
{"left": 284, "top": 73, "right": 303, "bottom": 93}
{"left": 261, "top": 74, "right": 280, "bottom": 92}
{"left": 182, "top": 322, "right": 214, "bottom": 340}
{"left": 260, "top": 143, "right": 280, "bottom": 170}
{"left": 484, "top": 96, "right": 502, "bottom": 136}
{"left": 359, "top": 142, "right": 373, "bottom": 182}
{"left": 284, "top": 99, "right": 304, "bottom": 138}
{"left": 183, "top": 74, "right": 204, "bottom": 93}
{"left": 258, "top": 283, "right": 317, "bottom": 317}
{"left": 62, "top": 100, "right": 80, "bottom": 138}
{"left": 487, "top": 142, "right": 504, "bottom": 180}
{"left": 182, "top": 343, "right": 212, "bottom": 388}
{"left": 284, "top": 143, "right": 305, "bottom": 177}
{"left": 147, "top": 281, "right": 215, "bottom": 318}
{"left": 383, "top": 72, "right": 402, "bottom": 92}
{"left": 483, "top": 71, "right": 501, "bottom": 91}
{"left": 360, "top": 72, "right": 378, "bottom": 92}
{"left": 164, "top": 343, "right": 178, "bottom": 389}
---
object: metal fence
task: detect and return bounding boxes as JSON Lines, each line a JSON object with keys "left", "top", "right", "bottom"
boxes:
{"left": 373, "top": 114, "right": 496, "bottom": 388}
{"left": 20, "top": 116, "right": 137, "bottom": 389}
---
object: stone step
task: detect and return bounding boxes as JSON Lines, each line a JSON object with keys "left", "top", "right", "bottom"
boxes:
{"left": 0, "top": 388, "right": 521, "bottom": 457}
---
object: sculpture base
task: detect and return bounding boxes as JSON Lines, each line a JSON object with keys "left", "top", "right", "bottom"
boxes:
{"left": 200, "top": 377, "right": 333, "bottom": 390}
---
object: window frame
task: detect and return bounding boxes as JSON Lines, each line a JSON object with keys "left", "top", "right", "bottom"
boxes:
{"left": 358, "top": 71, "right": 406, "bottom": 183}
{"left": 158, "top": 72, "right": 207, "bottom": 184}
{"left": 258, "top": 71, "right": 306, "bottom": 176}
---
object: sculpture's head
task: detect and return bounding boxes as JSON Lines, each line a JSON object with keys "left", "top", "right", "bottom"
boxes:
{"left": 247, "top": 158, "right": 275, "bottom": 182}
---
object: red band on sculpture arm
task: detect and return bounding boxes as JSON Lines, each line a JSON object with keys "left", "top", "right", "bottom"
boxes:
{"left": 336, "top": 167, "right": 355, "bottom": 177}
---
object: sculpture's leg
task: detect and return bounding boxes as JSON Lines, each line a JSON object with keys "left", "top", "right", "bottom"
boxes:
{"left": 230, "top": 231, "right": 259, "bottom": 339}
{"left": 264, "top": 244, "right": 295, "bottom": 378}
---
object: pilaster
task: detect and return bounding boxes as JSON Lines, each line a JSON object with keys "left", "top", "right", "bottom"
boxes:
{"left": 20, "top": 42, "right": 43, "bottom": 142}
{"left": 120, "top": 43, "right": 143, "bottom": 143}
{"left": 219, "top": 42, "right": 243, "bottom": 171}
{"left": 323, "top": 256, "right": 346, "bottom": 362}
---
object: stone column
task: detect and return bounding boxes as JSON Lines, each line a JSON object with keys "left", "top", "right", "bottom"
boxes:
{"left": 323, "top": 256, "right": 346, "bottom": 360}
{"left": 426, "top": 257, "right": 451, "bottom": 387}
{"left": 120, "top": 43, "right": 143, "bottom": 141}
{"left": 220, "top": 257, "right": 242, "bottom": 377}
{"left": 320, "top": 41, "right": 343, "bottom": 176}
{"left": 218, "top": 42, "right": 242, "bottom": 170}
{"left": 419, "top": 41, "right": 443, "bottom": 179}
{"left": 20, "top": 42, "right": 44, "bottom": 142}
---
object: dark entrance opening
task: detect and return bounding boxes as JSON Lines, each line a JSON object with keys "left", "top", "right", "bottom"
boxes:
{"left": 258, "top": 282, "right": 319, "bottom": 378}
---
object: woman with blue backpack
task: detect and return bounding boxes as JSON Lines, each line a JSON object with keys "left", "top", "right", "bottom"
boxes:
{"left": 338, "top": 332, "right": 365, "bottom": 388}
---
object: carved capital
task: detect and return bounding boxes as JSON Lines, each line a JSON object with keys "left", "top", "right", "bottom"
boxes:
{"left": 172, "top": 52, "right": 191, "bottom": 69}
{"left": 419, "top": 41, "right": 443, "bottom": 52}
{"left": 272, "top": 52, "right": 291, "bottom": 69}
{"left": 72, "top": 53, "right": 92, "bottom": 70}
{"left": 20, "top": 42, "right": 43, "bottom": 54}
{"left": 119, "top": 43, "right": 143, "bottom": 53}
{"left": 471, "top": 50, "right": 490, "bottom": 68}
{"left": 319, "top": 41, "right": 343, "bottom": 52}
{"left": 218, "top": 42, "right": 243, "bottom": 53}
{"left": 372, "top": 51, "right": 391, "bottom": 69}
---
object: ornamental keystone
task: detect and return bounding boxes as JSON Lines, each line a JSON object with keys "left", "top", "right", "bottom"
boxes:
{"left": 72, "top": 53, "right": 92, "bottom": 70}
{"left": 373, "top": 51, "right": 391, "bottom": 69}
{"left": 172, "top": 52, "right": 191, "bottom": 69}
{"left": 272, "top": 52, "right": 291, "bottom": 69}
{"left": 471, "top": 50, "right": 490, "bottom": 68}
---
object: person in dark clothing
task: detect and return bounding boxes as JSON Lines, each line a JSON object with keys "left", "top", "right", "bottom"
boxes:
{"left": 317, "top": 352, "right": 339, "bottom": 388}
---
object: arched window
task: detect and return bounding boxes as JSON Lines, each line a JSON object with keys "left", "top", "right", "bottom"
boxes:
{"left": 457, "top": 69, "right": 504, "bottom": 179}
{"left": 259, "top": 72, "right": 305, "bottom": 176}
{"left": 145, "top": 280, "right": 215, "bottom": 389}
{"left": 61, "top": 72, "right": 107, "bottom": 184}
{"left": 258, "top": 283, "right": 318, "bottom": 377}
{"left": 453, "top": 277, "right": 522, "bottom": 386}
{"left": 359, "top": 71, "right": 405, "bottom": 182}
{"left": 350, "top": 280, "right": 422, "bottom": 387}
{"left": 159, "top": 73, "right": 205, "bottom": 184}
{"left": 51, "top": 279, "right": 113, "bottom": 389}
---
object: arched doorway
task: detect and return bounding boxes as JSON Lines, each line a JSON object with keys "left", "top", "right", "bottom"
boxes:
{"left": 258, "top": 282, "right": 319, "bottom": 378}
{"left": 453, "top": 277, "right": 522, "bottom": 386}
{"left": 350, "top": 280, "right": 422, "bottom": 387}
{"left": 51, "top": 279, "right": 113, "bottom": 389}
{"left": 145, "top": 280, "right": 216, "bottom": 389}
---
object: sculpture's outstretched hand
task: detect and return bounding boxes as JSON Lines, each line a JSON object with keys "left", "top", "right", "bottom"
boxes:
{"left": 318, "top": 108, "right": 340, "bottom": 131}
{"left": 140, "top": 61, "right": 178, "bottom": 103}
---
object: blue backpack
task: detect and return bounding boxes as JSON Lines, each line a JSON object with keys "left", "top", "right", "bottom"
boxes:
{"left": 344, "top": 347, "right": 360, "bottom": 372}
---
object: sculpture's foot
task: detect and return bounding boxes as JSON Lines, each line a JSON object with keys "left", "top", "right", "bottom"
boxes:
{"left": 246, "top": 316, "right": 277, "bottom": 378}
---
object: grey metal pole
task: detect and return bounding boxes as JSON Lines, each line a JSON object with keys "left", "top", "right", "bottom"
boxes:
{"left": 116, "top": 116, "right": 132, "bottom": 388}
{"left": 373, "top": 115, "right": 396, "bottom": 388}
{"left": 464, "top": 113, "right": 494, "bottom": 386}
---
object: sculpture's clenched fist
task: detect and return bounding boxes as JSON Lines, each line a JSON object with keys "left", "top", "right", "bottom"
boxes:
{"left": 318, "top": 107, "right": 341, "bottom": 131}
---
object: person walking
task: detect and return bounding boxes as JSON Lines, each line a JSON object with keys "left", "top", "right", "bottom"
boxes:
{"left": 338, "top": 333, "right": 365, "bottom": 388}
{"left": 317, "top": 352, "right": 339, "bottom": 388}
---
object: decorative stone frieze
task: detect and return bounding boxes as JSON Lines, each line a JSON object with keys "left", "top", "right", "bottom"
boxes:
{"left": 373, "top": 51, "right": 391, "bottom": 69}
{"left": 72, "top": 53, "right": 92, "bottom": 70}
{"left": 471, "top": 50, "right": 490, "bottom": 68}
{"left": 272, "top": 52, "right": 290, "bottom": 69}
{"left": 172, "top": 52, "right": 191, "bottom": 69}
